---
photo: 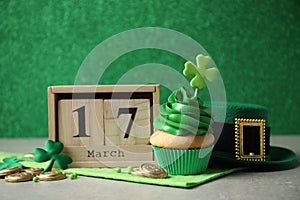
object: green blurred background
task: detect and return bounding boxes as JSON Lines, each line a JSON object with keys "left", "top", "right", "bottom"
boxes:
{"left": 0, "top": 0, "right": 299, "bottom": 137}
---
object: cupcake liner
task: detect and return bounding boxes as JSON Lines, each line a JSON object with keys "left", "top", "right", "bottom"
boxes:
{"left": 152, "top": 145, "right": 214, "bottom": 175}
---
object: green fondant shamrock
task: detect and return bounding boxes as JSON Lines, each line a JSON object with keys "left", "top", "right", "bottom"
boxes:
{"left": 33, "top": 140, "right": 72, "bottom": 172}
{"left": 0, "top": 156, "right": 29, "bottom": 170}
{"left": 183, "top": 54, "right": 219, "bottom": 89}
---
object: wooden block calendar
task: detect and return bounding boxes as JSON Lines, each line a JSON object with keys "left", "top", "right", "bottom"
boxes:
{"left": 48, "top": 85, "right": 160, "bottom": 167}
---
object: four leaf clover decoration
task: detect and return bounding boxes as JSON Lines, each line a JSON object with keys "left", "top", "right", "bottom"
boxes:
{"left": 183, "top": 54, "right": 219, "bottom": 90}
{"left": 33, "top": 140, "right": 72, "bottom": 172}
{"left": 0, "top": 156, "right": 29, "bottom": 170}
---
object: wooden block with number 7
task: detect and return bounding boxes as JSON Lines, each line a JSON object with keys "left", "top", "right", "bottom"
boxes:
{"left": 104, "top": 99, "right": 151, "bottom": 146}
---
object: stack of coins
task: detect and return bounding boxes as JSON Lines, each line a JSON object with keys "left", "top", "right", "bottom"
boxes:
{"left": 131, "top": 163, "right": 168, "bottom": 178}
{"left": 0, "top": 167, "right": 23, "bottom": 177}
{"left": 5, "top": 172, "right": 34, "bottom": 183}
{"left": 0, "top": 167, "right": 68, "bottom": 183}
{"left": 37, "top": 171, "right": 67, "bottom": 181}
{"left": 24, "top": 168, "right": 44, "bottom": 176}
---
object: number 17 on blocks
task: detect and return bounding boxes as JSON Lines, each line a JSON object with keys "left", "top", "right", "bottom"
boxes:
{"left": 49, "top": 85, "right": 159, "bottom": 167}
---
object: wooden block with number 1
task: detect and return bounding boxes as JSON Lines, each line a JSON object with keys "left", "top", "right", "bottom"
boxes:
{"left": 58, "top": 99, "right": 105, "bottom": 148}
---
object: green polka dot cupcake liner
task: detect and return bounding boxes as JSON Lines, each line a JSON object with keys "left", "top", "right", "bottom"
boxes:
{"left": 152, "top": 145, "right": 214, "bottom": 175}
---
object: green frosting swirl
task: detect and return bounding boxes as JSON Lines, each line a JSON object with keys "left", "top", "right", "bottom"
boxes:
{"left": 154, "top": 87, "right": 212, "bottom": 136}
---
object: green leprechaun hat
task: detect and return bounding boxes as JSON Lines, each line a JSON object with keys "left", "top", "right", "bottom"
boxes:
{"left": 208, "top": 102, "right": 298, "bottom": 171}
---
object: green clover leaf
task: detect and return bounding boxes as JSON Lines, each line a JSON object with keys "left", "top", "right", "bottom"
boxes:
{"left": 45, "top": 140, "right": 64, "bottom": 155}
{"left": 183, "top": 54, "right": 219, "bottom": 89}
{"left": 33, "top": 140, "right": 72, "bottom": 172}
{"left": 33, "top": 148, "right": 51, "bottom": 162}
{"left": 0, "top": 156, "right": 29, "bottom": 170}
{"left": 53, "top": 154, "right": 73, "bottom": 170}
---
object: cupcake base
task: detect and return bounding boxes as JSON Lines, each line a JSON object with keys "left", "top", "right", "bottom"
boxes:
{"left": 152, "top": 145, "right": 214, "bottom": 175}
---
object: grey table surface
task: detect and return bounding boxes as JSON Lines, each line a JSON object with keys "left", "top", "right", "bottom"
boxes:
{"left": 0, "top": 136, "right": 299, "bottom": 200}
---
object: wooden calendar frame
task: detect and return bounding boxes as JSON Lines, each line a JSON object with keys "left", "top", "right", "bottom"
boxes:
{"left": 48, "top": 85, "right": 160, "bottom": 167}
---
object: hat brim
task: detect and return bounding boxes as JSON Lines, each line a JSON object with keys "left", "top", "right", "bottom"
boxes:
{"left": 210, "top": 146, "right": 298, "bottom": 171}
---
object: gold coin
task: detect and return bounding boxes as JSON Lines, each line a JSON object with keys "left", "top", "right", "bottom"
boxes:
{"left": 130, "top": 164, "right": 168, "bottom": 179}
{"left": 0, "top": 167, "right": 23, "bottom": 177}
{"left": 37, "top": 171, "right": 67, "bottom": 181}
{"left": 144, "top": 169, "right": 168, "bottom": 178}
{"left": 139, "top": 163, "right": 168, "bottom": 178}
{"left": 5, "top": 172, "right": 34, "bottom": 183}
{"left": 130, "top": 168, "right": 145, "bottom": 177}
{"left": 24, "top": 168, "right": 44, "bottom": 176}
{"left": 140, "top": 163, "right": 162, "bottom": 174}
{"left": 23, "top": 153, "right": 35, "bottom": 159}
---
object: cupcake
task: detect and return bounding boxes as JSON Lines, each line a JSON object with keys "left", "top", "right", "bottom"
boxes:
{"left": 150, "top": 54, "right": 219, "bottom": 175}
{"left": 150, "top": 87, "right": 214, "bottom": 175}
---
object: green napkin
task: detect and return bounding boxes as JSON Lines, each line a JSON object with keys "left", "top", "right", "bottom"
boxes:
{"left": 0, "top": 151, "right": 243, "bottom": 188}
{"left": 63, "top": 167, "right": 242, "bottom": 188}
